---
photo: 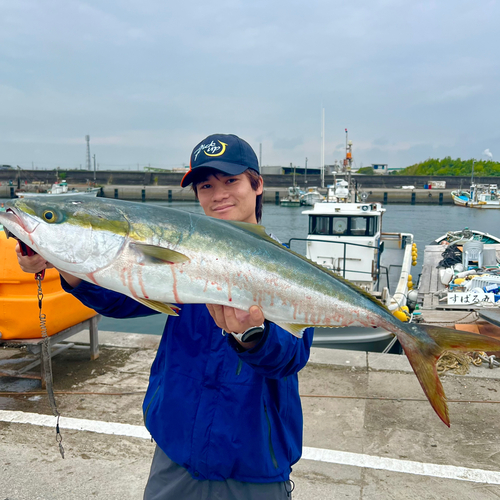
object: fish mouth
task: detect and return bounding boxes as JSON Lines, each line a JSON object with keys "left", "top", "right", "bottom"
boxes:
{"left": 1, "top": 207, "right": 38, "bottom": 239}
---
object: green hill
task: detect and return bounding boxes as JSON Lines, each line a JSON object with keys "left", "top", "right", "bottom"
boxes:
{"left": 396, "top": 157, "right": 500, "bottom": 177}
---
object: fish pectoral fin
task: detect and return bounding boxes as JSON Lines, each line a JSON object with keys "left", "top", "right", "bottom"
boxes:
{"left": 273, "top": 322, "right": 313, "bottom": 339}
{"left": 130, "top": 242, "right": 190, "bottom": 264}
{"left": 135, "top": 298, "right": 180, "bottom": 316}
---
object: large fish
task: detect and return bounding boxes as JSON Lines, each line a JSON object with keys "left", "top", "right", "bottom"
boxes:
{"left": 1, "top": 196, "right": 500, "bottom": 426}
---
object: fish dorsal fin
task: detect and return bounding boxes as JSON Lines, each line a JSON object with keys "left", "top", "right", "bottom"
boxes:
{"left": 135, "top": 297, "right": 180, "bottom": 316}
{"left": 130, "top": 242, "right": 190, "bottom": 264}
{"left": 224, "top": 221, "right": 284, "bottom": 247}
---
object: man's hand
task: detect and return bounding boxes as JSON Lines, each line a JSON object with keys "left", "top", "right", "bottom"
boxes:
{"left": 206, "top": 304, "right": 264, "bottom": 334}
{"left": 15, "top": 242, "right": 54, "bottom": 273}
{"left": 14, "top": 242, "right": 82, "bottom": 287}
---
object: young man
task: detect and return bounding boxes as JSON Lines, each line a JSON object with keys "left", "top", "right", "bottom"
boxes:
{"left": 16, "top": 133, "right": 314, "bottom": 499}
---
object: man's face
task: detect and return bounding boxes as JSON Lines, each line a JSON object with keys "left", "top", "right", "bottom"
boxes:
{"left": 195, "top": 172, "right": 263, "bottom": 224}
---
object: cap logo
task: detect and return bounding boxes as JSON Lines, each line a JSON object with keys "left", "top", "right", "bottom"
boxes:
{"left": 193, "top": 140, "right": 227, "bottom": 161}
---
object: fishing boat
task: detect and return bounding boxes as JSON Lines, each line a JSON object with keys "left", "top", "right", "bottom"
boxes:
{"left": 324, "top": 175, "right": 368, "bottom": 204}
{"left": 417, "top": 228, "right": 500, "bottom": 331}
{"left": 280, "top": 163, "right": 303, "bottom": 207}
{"left": 280, "top": 186, "right": 302, "bottom": 207}
{"left": 289, "top": 201, "right": 416, "bottom": 352}
{"left": 450, "top": 159, "right": 500, "bottom": 209}
{"left": 300, "top": 187, "right": 324, "bottom": 206}
{"left": 451, "top": 183, "right": 500, "bottom": 209}
{"left": 16, "top": 180, "right": 100, "bottom": 198}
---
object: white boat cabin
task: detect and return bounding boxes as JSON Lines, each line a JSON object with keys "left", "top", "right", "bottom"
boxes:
{"left": 302, "top": 202, "right": 414, "bottom": 311}
{"left": 303, "top": 202, "right": 383, "bottom": 286}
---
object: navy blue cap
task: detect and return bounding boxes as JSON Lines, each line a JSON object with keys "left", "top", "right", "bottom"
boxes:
{"left": 181, "top": 134, "right": 260, "bottom": 187}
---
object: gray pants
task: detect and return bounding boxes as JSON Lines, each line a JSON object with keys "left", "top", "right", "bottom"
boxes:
{"left": 144, "top": 446, "right": 293, "bottom": 500}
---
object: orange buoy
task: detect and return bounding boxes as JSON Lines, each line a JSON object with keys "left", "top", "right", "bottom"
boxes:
{"left": 0, "top": 231, "right": 96, "bottom": 339}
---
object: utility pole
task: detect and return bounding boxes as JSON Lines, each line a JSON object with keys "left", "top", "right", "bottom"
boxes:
{"left": 305, "top": 157, "right": 308, "bottom": 185}
{"left": 93, "top": 154, "right": 96, "bottom": 185}
{"left": 85, "top": 135, "right": 91, "bottom": 171}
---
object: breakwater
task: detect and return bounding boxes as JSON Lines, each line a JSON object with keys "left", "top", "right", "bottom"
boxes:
{"left": 0, "top": 183, "right": 455, "bottom": 205}
{"left": 1, "top": 169, "right": 496, "bottom": 190}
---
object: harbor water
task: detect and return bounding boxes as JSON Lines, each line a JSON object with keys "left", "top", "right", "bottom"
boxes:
{"left": 1, "top": 198, "right": 498, "bottom": 334}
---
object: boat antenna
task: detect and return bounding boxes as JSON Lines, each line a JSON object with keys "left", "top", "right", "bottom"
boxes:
{"left": 321, "top": 107, "right": 325, "bottom": 188}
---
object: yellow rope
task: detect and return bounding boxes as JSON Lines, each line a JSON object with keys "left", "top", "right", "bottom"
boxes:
{"left": 436, "top": 351, "right": 472, "bottom": 375}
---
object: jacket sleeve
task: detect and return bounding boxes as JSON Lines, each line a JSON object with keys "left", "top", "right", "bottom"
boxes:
{"left": 228, "top": 322, "right": 313, "bottom": 379}
{"left": 61, "top": 277, "right": 160, "bottom": 319}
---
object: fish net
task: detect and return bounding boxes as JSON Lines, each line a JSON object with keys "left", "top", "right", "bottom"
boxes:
{"left": 436, "top": 245, "right": 463, "bottom": 269}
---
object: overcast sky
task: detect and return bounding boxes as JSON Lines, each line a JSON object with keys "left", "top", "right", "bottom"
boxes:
{"left": 1, "top": 0, "right": 499, "bottom": 171}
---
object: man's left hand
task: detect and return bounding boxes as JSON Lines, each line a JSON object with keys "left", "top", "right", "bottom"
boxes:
{"left": 206, "top": 304, "right": 264, "bottom": 334}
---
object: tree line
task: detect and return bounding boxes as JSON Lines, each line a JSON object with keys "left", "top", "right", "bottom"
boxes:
{"left": 394, "top": 157, "right": 500, "bottom": 177}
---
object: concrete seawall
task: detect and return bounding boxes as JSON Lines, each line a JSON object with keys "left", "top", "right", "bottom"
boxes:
{"left": 1, "top": 184, "right": 455, "bottom": 205}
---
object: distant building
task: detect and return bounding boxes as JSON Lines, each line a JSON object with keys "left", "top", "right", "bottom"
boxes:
{"left": 0, "top": 165, "right": 13, "bottom": 170}
{"left": 261, "top": 166, "right": 284, "bottom": 175}
{"left": 282, "top": 166, "right": 322, "bottom": 175}
{"left": 261, "top": 164, "right": 342, "bottom": 175}
{"left": 371, "top": 163, "right": 388, "bottom": 175}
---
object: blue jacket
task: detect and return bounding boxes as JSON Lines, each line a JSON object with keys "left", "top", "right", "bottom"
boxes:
{"left": 64, "top": 279, "right": 314, "bottom": 483}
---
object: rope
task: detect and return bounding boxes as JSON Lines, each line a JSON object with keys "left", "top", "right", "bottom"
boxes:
{"left": 436, "top": 352, "right": 472, "bottom": 375}
{"left": 3, "top": 390, "right": 500, "bottom": 405}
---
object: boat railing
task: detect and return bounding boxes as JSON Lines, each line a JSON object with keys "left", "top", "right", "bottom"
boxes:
{"left": 287, "top": 237, "right": 380, "bottom": 280}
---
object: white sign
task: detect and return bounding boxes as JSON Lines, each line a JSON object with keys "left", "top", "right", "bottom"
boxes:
{"left": 447, "top": 292, "right": 496, "bottom": 305}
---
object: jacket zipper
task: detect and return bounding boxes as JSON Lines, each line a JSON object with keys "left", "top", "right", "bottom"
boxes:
{"left": 143, "top": 385, "right": 160, "bottom": 425}
{"left": 264, "top": 403, "right": 279, "bottom": 469}
{"left": 236, "top": 359, "right": 243, "bottom": 376}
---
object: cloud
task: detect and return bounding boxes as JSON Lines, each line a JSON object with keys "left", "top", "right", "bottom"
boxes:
{"left": 0, "top": 0, "right": 500, "bottom": 170}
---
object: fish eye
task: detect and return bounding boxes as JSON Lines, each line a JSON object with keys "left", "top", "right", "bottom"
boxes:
{"left": 42, "top": 210, "right": 57, "bottom": 223}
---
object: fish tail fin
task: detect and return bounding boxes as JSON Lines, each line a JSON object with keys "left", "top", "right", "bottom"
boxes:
{"left": 396, "top": 323, "right": 500, "bottom": 427}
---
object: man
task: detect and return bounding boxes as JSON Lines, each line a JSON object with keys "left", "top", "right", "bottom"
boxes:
{"left": 16, "top": 133, "right": 314, "bottom": 499}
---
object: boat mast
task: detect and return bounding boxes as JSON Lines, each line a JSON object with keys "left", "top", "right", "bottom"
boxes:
{"left": 321, "top": 108, "right": 325, "bottom": 188}
{"left": 471, "top": 160, "right": 476, "bottom": 203}
{"left": 345, "top": 129, "right": 353, "bottom": 201}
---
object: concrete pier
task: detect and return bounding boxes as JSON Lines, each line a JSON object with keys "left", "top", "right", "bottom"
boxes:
{"left": 2, "top": 330, "right": 500, "bottom": 499}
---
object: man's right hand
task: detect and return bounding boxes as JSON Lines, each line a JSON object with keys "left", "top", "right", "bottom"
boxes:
{"left": 15, "top": 242, "right": 54, "bottom": 274}
{"left": 14, "top": 242, "right": 82, "bottom": 287}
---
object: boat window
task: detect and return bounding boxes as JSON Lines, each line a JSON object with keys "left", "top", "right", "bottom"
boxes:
{"left": 310, "top": 216, "right": 330, "bottom": 235}
{"left": 350, "top": 216, "right": 376, "bottom": 236}
{"left": 332, "top": 217, "right": 348, "bottom": 235}
{"left": 309, "top": 215, "right": 377, "bottom": 236}
{"left": 350, "top": 217, "right": 366, "bottom": 235}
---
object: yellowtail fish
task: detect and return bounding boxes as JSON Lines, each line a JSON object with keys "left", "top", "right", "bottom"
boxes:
{"left": 2, "top": 196, "right": 500, "bottom": 426}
